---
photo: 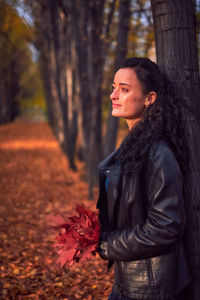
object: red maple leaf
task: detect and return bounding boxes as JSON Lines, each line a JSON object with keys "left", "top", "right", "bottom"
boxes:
{"left": 48, "top": 205, "right": 100, "bottom": 267}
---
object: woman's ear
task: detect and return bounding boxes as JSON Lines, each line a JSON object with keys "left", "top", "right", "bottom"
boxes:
{"left": 145, "top": 91, "right": 157, "bottom": 107}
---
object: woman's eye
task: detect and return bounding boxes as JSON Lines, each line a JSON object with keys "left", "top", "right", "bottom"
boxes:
{"left": 112, "top": 86, "right": 115, "bottom": 91}
{"left": 122, "top": 88, "right": 128, "bottom": 92}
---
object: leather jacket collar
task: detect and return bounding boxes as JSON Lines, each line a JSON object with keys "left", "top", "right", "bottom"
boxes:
{"left": 99, "top": 147, "right": 121, "bottom": 190}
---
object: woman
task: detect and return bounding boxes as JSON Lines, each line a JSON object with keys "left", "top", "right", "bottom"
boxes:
{"left": 97, "top": 57, "right": 191, "bottom": 300}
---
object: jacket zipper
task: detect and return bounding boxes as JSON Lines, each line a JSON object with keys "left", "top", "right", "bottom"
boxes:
{"left": 146, "top": 258, "right": 155, "bottom": 285}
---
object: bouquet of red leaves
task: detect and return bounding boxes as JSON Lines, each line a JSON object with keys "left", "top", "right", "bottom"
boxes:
{"left": 48, "top": 205, "right": 100, "bottom": 267}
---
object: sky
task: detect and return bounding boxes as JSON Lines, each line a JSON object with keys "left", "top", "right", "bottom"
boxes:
{"left": 15, "top": 0, "right": 33, "bottom": 26}
{"left": 15, "top": 1, "right": 38, "bottom": 61}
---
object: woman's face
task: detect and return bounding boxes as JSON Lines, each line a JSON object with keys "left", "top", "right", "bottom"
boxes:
{"left": 110, "top": 68, "right": 147, "bottom": 121}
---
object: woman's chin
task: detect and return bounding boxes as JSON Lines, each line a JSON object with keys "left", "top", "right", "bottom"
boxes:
{"left": 112, "top": 111, "right": 122, "bottom": 117}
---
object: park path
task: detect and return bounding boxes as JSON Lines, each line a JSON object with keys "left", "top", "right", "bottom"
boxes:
{"left": 0, "top": 121, "right": 113, "bottom": 300}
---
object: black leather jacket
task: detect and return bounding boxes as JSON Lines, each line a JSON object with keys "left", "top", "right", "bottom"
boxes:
{"left": 97, "top": 140, "right": 191, "bottom": 300}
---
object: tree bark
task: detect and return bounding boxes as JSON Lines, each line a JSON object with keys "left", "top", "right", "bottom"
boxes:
{"left": 150, "top": 1, "right": 200, "bottom": 299}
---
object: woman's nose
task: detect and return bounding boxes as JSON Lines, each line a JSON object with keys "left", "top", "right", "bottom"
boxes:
{"left": 110, "top": 88, "right": 119, "bottom": 101}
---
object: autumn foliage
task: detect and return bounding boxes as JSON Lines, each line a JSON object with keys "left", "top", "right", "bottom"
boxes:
{"left": 0, "top": 122, "right": 113, "bottom": 299}
{"left": 49, "top": 205, "right": 100, "bottom": 267}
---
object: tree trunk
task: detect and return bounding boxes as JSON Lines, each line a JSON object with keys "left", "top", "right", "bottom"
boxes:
{"left": 34, "top": 0, "right": 78, "bottom": 170}
{"left": 66, "top": 0, "right": 110, "bottom": 198}
{"left": 65, "top": 10, "right": 78, "bottom": 170}
{"left": 104, "top": 0, "right": 131, "bottom": 158}
{"left": 150, "top": 1, "right": 200, "bottom": 299}
{"left": 34, "top": 1, "right": 64, "bottom": 141}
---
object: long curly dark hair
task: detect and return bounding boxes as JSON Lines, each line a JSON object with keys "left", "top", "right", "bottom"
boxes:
{"left": 115, "top": 57, "right": 189, "bottom": 176}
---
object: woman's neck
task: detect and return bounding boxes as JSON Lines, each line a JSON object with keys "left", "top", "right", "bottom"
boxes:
{"left": 126, "top": 117, "right": 141, "bottom": 130}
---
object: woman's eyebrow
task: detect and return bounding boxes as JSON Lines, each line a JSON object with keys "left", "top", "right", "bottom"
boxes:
{"left": 112, "top": 82, "right": 131, "bottom": 87}
{"left": 119, "top": 83, "right": 131, "bottom": 87}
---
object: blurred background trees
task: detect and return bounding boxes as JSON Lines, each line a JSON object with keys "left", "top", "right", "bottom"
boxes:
{"left": 0, "top": 0, "right": 30, "bottom": 123}
{"left": 0, "top": 0, "right": 45, "bottom": 124}
{"left": 0, "top": 0, "right": 199, "bottom": 200}
{"left": 20, "top": 0, "right": 154, "bottom": 198}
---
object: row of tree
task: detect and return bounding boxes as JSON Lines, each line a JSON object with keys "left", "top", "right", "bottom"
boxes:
{"left": 26, "top": 0, "right": 154, "bottom": 198}
{"left": 1, "top": 0, "right": 200, "bottom": 199}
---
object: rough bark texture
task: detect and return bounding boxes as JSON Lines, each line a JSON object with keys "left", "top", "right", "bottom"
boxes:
{"left": 150, "top": 1, "right": 200, "bottom": 299}
{"left": 104, "top": 0, "right": 131, "bottom": 158}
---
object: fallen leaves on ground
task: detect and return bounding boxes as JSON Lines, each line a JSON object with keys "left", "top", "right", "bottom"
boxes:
{"left": 0, "top": 121, "right": 113, "bottom": 300}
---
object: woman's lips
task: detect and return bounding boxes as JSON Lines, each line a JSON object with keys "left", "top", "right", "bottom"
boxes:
{"left": 112, "top": 103, "right": 121, "bottom": 108}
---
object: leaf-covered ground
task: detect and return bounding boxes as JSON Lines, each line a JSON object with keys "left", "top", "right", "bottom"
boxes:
{"left": 0, "top": 121, "right": 114, "bottom": 300}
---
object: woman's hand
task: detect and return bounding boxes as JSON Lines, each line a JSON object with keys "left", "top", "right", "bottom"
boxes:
{"left": 97, "top": 232, "right": 109, "bottom": 260}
